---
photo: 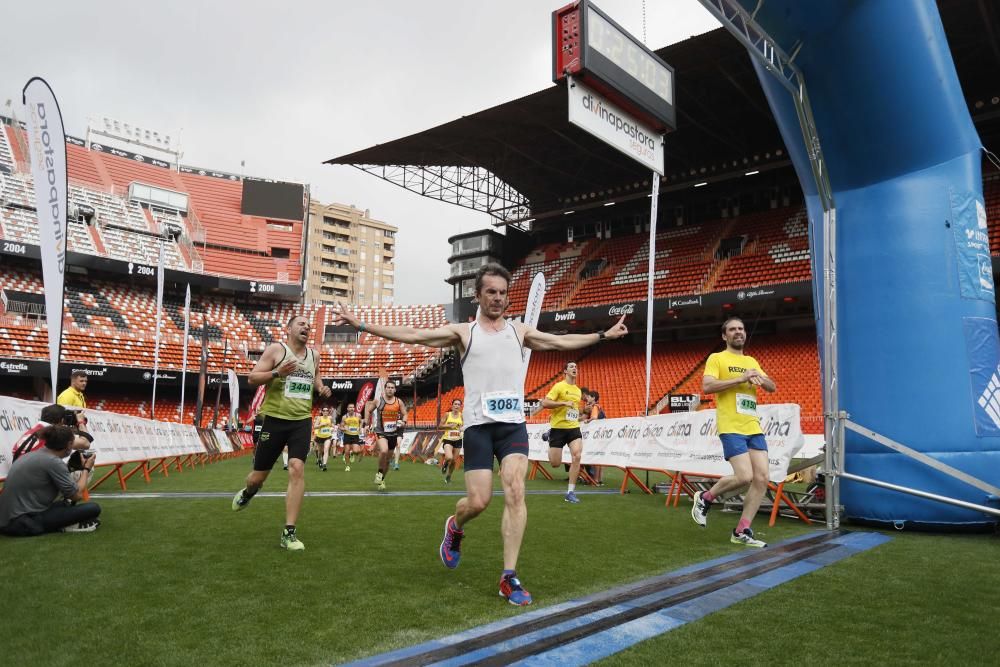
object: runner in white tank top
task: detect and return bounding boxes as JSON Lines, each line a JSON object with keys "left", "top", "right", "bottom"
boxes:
{"left": 333, "top": 263, "right": 628, "bottom": 606}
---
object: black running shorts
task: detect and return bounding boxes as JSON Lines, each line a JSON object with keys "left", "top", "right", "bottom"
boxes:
{"left": 253, "top": 415, "right": 312, "bottom": 471}
{"left": 442, "top": 438, "right": 462, "bottom": 450}
{"left": 376, "top": 433, "right": 400, "bottom": 450}
{"left": 548, "top": 427, "right": 583, "bottom": 450}
{"left": 463, "top": 422, "right": 529, "bottom": 472}
{"left": 252, "top": 415, "right": 265, "bottom": 445}
{"left": 343, "top": 434, "right": 361, "bottom": 445}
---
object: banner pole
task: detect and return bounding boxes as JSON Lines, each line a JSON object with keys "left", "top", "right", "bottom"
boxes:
{"left": 644, "top": 173, "right": 660, "bottom": 415}
{"left": 435, "top": 349, "right": 443, "bottom": 426}
{"left": 151, "top": 240, "right": 165, "bottom": 419}
{"left": 212, "top": 337, "right": 227, "bottom": 429}
{"left": 179, "top": 284, "right": 191, "bottom": 423}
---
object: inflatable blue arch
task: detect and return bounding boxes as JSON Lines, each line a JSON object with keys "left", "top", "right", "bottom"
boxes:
{"left": 738, "top": 0, "right": 999, "bottom": 527}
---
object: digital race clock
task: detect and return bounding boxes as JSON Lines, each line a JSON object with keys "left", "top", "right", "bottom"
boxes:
{"left": 552, "top": 0, "right": 676, "bottom": 133}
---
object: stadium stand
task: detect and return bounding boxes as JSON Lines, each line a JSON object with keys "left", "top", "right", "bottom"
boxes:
{"left": 2, "top": 265, "right": 445, "bottom": 390}
{"left": 506, "top": 207, "right": 818, "bottom": 311}
{"left": 0, "top": 119, "right": 302, "bottom": 284}
{"left": 0, "top": 122, "right": 15, "bottom": 169}
{"left": 987, "top": 167, "right": 999, "bottom": 255}
{"left": 566, "top": 225, "right": 720, "bottom": 308}
{"left": 507, "top": 240, "right": 592, "bottom": 314}
{"left": 711, "top": 207, "right": 812, "bottom": 291}
{"left": 412, "top": 385, "right": 465, "bottom": 424}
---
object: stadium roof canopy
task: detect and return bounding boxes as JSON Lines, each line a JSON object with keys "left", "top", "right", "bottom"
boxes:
{"left": 326, "top": 0, "right": 999, "bottom": 228}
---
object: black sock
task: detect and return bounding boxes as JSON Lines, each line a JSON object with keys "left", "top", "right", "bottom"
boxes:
{"left": 242, "top": 486, "right": 260, "bottom": 500}
{"left": 284, "top": 524, "right": 295, "bottom": 534}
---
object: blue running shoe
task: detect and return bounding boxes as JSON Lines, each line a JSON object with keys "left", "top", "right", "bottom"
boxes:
{"left": 564, "top": 491, "right": 580, "bottom": 504}
{"left": 439, "top": 515, "right": 463, "bottom": 569}
{"left": 499, "top": 573, "right": 533, "bottom": 606}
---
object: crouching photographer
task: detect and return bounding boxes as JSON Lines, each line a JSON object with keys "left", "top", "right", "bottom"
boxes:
{"left": 0, "top": 424, "right": 102, "bottom": 536}
{"left": 12, "top": 404, "right": 93, "bottom": 470}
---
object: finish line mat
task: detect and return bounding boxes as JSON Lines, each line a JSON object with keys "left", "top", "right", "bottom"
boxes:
{"left": 345, "top": 530, "right": 890, "bottom": 666}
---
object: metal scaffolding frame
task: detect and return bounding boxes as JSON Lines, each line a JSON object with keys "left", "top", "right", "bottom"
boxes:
{"left": 350, "top": 163, "right": 531, "bottom": 228}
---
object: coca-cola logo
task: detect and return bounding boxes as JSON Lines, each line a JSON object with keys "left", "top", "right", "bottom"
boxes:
{"left": 554, "top": 311, "right": 576, "bottom": 322}
{"left": 608, "top": 303, "right": 635, "bottom": 316}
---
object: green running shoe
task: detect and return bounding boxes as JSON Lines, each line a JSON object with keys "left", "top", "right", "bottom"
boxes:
{"left": 280, "top": 529, "right": 305, "bottom": 551}
{"left": 232, "top": 489, "right": 251, "bottom": 512}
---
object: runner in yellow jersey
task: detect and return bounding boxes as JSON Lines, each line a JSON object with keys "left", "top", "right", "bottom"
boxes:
{"left": 438, "top": 398, "right": 463, "bottom": 484}
{"left": 691, "top": 317, "right": 776, "bottom": 548}
{"left": 340, "top": 403, "right": 363, "bottom": 472}
{"left": 312, "top": 407, "right": 334, "bottom": 471}
{"left": 231, "top": 315, "right": 332, "bottom": 551}
{"left": 542, "top": 362, "right": 584, "bottom": 504}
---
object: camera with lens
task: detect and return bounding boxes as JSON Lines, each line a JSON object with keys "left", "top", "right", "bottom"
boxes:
{"left": 62, "top": 410, "right": 80, "bottom": 428}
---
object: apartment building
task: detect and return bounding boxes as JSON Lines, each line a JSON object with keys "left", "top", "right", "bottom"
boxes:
{"left": 305, "top": 201, "right": 396, "bottom": 306}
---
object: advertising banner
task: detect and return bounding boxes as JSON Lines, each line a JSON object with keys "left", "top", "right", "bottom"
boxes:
{"left": 0, "top": 396, "right": 208, "bottom": 479}
{"left": 521, "top": 272, "right": 546, "bottom": 387}
{"left": 567, "top": 76, "right": 664, "bottom": 174}
{"left": 950, "top": 189, "right": 994, "bottom": 303}
{"left": 23, "top": 77, "right": 68, "bottom": 394}
{"left": 526, "top": 403, "right": 804, "bottom": 483}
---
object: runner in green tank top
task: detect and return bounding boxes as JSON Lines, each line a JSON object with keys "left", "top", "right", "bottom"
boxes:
{"left": 231, "top": 315, "right": 331, "bottom": 551}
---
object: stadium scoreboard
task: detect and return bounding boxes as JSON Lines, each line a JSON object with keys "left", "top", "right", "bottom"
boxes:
{"left": 552, "top": 0, "right": 676, "bottom": 133}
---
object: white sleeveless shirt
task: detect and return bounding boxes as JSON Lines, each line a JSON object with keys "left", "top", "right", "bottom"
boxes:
{"left": 461, "top": 320, "right": 526, "bottom": 427}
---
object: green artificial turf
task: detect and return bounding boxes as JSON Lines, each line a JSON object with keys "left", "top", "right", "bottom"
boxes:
{"left": 1, "top": 456, "right": 995, "bottom": 666}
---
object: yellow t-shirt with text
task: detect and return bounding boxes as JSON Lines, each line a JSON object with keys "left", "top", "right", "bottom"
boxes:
{"left": 56, "top": 386, "right": 87, "bottom": 408}
{"left": 704, "top": 350, "right": 766, "bottom": 436}
{"left": 314, "top": 416, "right": 333, "bottom": 439}
{"left": 546, "top": 381, "right": 582, "bottom": 429}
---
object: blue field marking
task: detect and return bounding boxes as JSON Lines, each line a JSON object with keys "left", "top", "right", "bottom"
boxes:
{"left": 344, "top": 531, "right": 891, "bottom": 667}
{"left": 509, "top": 531, "right": 892, "bottom": 666}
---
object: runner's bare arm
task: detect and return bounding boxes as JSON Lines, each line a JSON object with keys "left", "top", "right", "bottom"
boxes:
{"left": 748, "top": 369, "right": 776, "bottom": 393}
{"left": 364, "top": 401, "right": 374, "bottom": 430}
{"left": 332, "top": 302, "right": 461, "bottom": 348}
{"left": 522, "top": 315, "right": 628, "bottom": 351}
{"left": 312, "top": 352, "right": 332, "bottom": 398}
{"left": 702, "top": 371, "right": 758, "bottom": 394}
{"left": 248, "top": 344, "right": 292, "bottom": 386}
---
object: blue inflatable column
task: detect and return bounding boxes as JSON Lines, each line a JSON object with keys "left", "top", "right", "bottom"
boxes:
{"left": 744, "top": 0, "right": 999, "bottom": 526}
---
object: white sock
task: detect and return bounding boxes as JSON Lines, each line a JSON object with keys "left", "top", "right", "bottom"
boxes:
{"left": 567, "top": 483, "right": 576, "bottom": 493}
{"left": 282, "top": 450, "right": 289, "bottom": 466}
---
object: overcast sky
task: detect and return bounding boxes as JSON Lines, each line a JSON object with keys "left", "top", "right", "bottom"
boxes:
{"left": 3, "top": 1, "right": 719, "bottom": 305}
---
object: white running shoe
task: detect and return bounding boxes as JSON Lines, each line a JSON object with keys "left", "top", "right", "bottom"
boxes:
{"left": 691, "top": 491, "right": 710, "bottom": 527}
{"left": 731, "top": 528, "right": 767, "bottom": 548}
{"left": 63, "top": 519, "right": 100, "bottom": 533}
